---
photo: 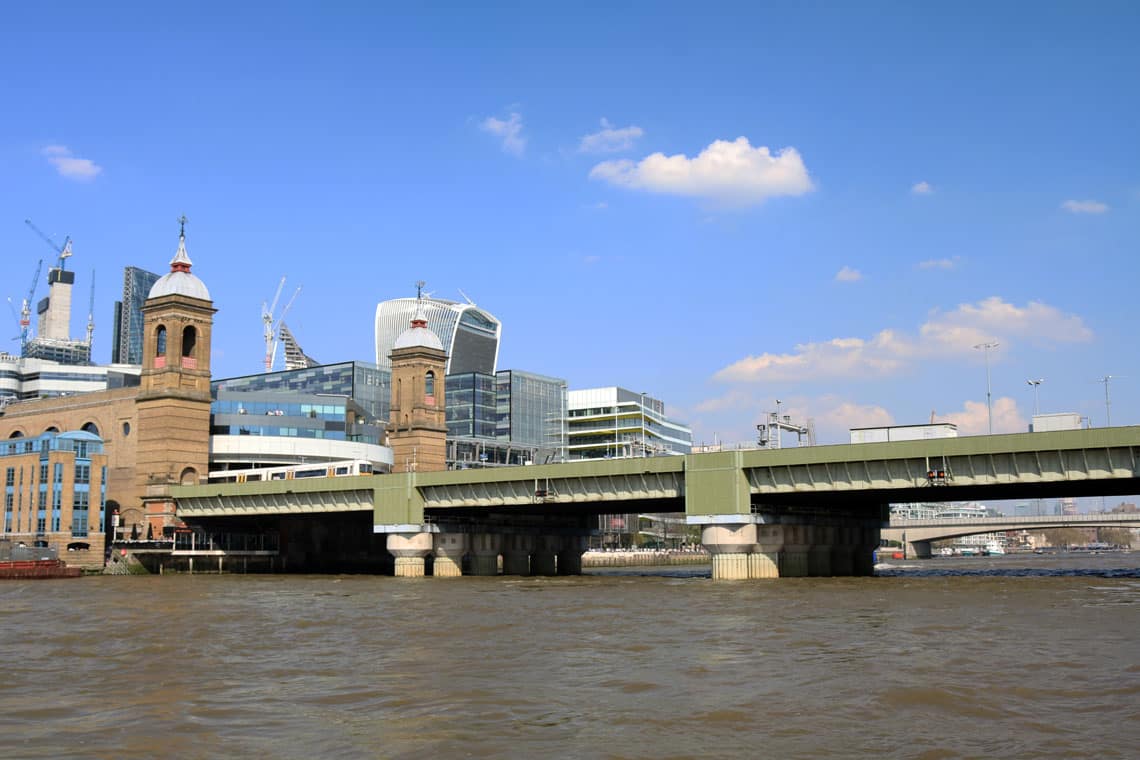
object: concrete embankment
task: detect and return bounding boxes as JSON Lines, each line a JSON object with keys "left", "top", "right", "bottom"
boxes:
{"left": 582, "top": 550, "right": 710, "bottom": 568}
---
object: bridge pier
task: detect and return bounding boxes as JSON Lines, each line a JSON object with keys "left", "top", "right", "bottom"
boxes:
{"left": 432, "top": 532, "right": 468, "bottom": 577}
{"left": 907, "top": 540, "right": 932, "bottom": 559}
{"left": 780, "top": 525, "right": 811, "bottom": 577}
{"left": 387, "top": 530, "right": 434, "bottom": 578}
{"left": 470, "top": 533, "right": 502, "bottom": 576}
{"left": 702, "top": 523, "right": 759, "bottom": 580}
{"left": 558, "top": 535, "right": 587, "bottom": 575}
{"left": 502, "top": 533, "right": 533, "bottom": 575}
{"left": 531, "top": 534, "right": 560, "bottom": 576}
{"left": 808, "top": 526, "right": 834, "bottom": 577}
{"left": 752, "top": 525, "right": 783, "bottom": 579}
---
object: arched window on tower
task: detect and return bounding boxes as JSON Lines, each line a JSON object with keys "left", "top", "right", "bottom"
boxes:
{"left": 182, "top": 325, "right": 197, "bottom": 369}
{"left": 424, "top": 371, "right": 436, "bottom": 405}
{"left": 155, "top": 326, "right": 167, "bottom": 368}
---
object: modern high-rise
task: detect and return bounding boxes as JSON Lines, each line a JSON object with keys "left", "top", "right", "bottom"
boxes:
{"left": 374, "top": 295, "right": 501, "bottom": 375}
{"left": 111, "top": 266, "right": 161, "bottom": 365}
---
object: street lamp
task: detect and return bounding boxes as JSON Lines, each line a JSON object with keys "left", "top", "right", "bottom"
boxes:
{"left": 973, "top": 342, "right": 998, "bottom": 434}
{"left": 1026, "top": 378, "right": 1043, "bottom": 417}
{"left": 1098, "top": 375, "right": 1115, "bottom": 427}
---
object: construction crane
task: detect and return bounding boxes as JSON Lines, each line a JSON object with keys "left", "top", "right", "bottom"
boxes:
{"left": 261, "top": 277, "right": 301, "bottom": 372}
{"left": 8, "top": 259, "right": 44, "bottom": 350}
{"left": 85, "top": 270, "right": 96, "bottom": 349}
{"left": 24, "top": 219, "right": 72, "bottom": 271}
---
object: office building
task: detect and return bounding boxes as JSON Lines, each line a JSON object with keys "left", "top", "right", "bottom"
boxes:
{"left": 111, "top": 266, "right": 161, "bottom": 365}
{"left": 566, "top": 387, "right": 692, "bottom": 460}
{"left": 374, "top": 294, "right": 501, "bottom": 375}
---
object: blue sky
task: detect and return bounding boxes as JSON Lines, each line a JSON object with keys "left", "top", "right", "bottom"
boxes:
{"left": 2, "top": 1, "right": 1138, "bottom": 448}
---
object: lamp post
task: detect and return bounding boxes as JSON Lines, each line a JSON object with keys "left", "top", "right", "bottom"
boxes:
{"left": 974, "top": 342, "right": 998, "bottom": 434}
{"left": 1098, "top": 375, "right": 1114, "bottom": 427}
{"left": 1026, "top": 378, "right": 1043, "bottom": 417}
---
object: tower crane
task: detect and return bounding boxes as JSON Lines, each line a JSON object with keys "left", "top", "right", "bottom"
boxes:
{"left": 261, "top": 277, "right": 301, "bottom": 372}
{"left": 24, "top": 219, "right": 72, "bottom": 270}
{"left": 85, "top": 270, "right": 96, "bottom": 349}
{"left": 8, "top": 259, "right": 44, "bottom": 350}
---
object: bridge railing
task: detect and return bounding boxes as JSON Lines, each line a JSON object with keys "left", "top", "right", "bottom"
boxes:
{"left": 889, "top": 514, "right": 1140, "bottom": 528}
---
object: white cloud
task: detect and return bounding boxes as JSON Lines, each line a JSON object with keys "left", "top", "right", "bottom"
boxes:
{"left": 918, "top": 257, "right": 960, "bottom": 270}
{"left": 835, "top": 266, "right": 863, "bottom": 282}
{"left": 579, "top": 118, "right": 644, "bottom": 154}
{"left": 940, "top": 397, "right": 1025, "bottom": 436}
{"left": 911, "top": 181, "right": 933, "bottom": 195}
{"left": 815, "top": 399, "right": 894, "bottom": 436}
{"left": 713, "top": 297, "right": 1092, "bottom": 384}
{"left": 480, "top": 112, "right": 526, "bottom": 156}
{"left": 589, "top": 136, "right": 814, "bottom": 205}
{"left": 42, "top": 144, "right": 102, "bottom": 181}
{"left": 1061, "top": 199, "right": 1108, "bottom": 214}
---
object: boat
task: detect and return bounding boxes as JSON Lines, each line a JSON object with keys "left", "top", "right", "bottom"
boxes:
{"left": 984, "top": 540, "right": 1005, "bottom": 556}
{"left": 0, "top": 542, "right": 82, "bottom": 579}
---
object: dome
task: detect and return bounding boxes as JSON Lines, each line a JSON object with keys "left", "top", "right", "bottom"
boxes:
{"left": 148, "top": 233, "right": 211, "bottom": 301}
{"left": 393, "top": 319, "right": 444, "bottom": 352}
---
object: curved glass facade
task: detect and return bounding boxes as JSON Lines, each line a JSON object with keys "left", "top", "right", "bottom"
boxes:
{"left": 374, "top": 297, "right": 501, "bottom": 375}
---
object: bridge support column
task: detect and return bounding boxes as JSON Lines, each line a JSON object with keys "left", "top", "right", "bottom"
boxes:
{"left": 470, "top": 533, "right": 502, "bottom": 576}
{"left": 808, "top": 526, "right": 834, "bottom": 577}
{"left": 557, "top": 535, "right": 588, "bottom": 576}
{"left": 831, "top": 525, "right": 857, "bottom": 576}
{"left": 751, "top": 525, "right": 783, "bottom": 579}
{"left": 855, "top": 523, "right": 880, "bottom": 576}
{"left": 387, "top": 531, "right": 433, "bottom": 578}
{"left": 702, "top": 523, "right": 758, "bottom": 580}
{"left": 432, "top": 532, "right": 468, "bottom": 577}
{"left": 531, "top": 535, "right": 560, "bottom": 576}
{"left": 502, "top": 533, "right": 533, "bottom": 575}
{"left": 907, "top": 540, "right": 932, "bottom": 559}
{"left": 780, "top": 525, "right": 811, "bottom": 578}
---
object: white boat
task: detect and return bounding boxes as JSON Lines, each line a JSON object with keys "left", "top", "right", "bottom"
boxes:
{"left": 984, "top": 540, "right": 1005, "bottom": 556}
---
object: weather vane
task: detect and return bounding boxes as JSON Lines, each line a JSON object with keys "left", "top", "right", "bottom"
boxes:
{"left": 178, "top": 214, "right": 188, "bottom": 237}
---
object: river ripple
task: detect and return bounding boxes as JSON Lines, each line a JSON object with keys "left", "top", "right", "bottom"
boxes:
{"left": 0, "top": 553, "right": 1136, "bottom": 759}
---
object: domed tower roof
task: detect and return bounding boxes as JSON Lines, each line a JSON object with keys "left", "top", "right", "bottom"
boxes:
{"left": 392, "top": 282, "right": 444, "bottom": 352}
{"left": 148, "top": 219, "right": 210, "bottom": 301}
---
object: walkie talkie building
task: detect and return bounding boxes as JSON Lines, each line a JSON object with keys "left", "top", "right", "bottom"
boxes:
{"left": 374, "top": 296, "right": 501, "bottom": 375}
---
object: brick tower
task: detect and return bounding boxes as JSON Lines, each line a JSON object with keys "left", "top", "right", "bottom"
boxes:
{"left": 387, "top": 282, "right": 448, "bottom": 473}
{"left": 135, "top": 217, "right": 216, "bottom": 535}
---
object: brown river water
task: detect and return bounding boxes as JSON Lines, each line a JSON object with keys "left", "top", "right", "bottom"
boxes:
{"left": 1, "top": 553, "right": 1137, "bottom": 759}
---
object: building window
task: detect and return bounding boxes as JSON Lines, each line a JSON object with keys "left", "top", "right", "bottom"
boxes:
{"left": 155, "top": 325, "right": 167, "bottom": 367}
{"left": 425, "top": 371, "right": 435, "bottom": 400}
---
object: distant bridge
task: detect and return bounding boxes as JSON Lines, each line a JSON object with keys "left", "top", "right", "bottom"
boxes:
{"left": 882, "top": 513, "right": 1140, "bottom": 557}
{"left": 172, "top": 425, "right": 1140, "bottom": 579}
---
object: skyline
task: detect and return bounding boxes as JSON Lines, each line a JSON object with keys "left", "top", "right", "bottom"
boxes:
{"left": 2, "top": 2, "right": 1138, "bottom": 446}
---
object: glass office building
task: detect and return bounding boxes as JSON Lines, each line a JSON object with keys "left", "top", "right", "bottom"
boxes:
{"left": 374, "top": 296, "right": 501, "bottom": 375}
{"left": 496, "top": 370, "right": 567, "bottom": 452}
{"left": 111, "top": 266, "right": 161, "bottom": 365}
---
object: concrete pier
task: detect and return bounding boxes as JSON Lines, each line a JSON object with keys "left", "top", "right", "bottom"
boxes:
{"left": 502, "top": 533, "right": 533, "bottom": 575}
{"left": 702, "top": 523, "right": 758, "bottom": 580}
{"left": 557, "top": 535, "right": 587, "bottom": 575}
{"left": 387, "top": 531, "right": 433, "bottom": 578}
{"left": 432, "top": 532, "right": 467, "bottom": 577}
{"left": 531, "top": 534, "right": 560, "bottom": 576}
{"left": 470, "top": 533, "right": 502, "bottom": 576}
